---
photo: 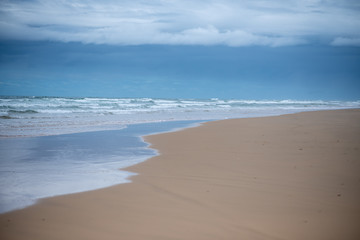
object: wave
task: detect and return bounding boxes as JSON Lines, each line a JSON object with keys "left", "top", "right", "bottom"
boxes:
{"left": 0, "top": 115, "right": 15, "bottom": 119}
{"left": 1, "top": 97, "right": 360, "bottom": 113}
{"left": 1, "top": 96, "right": 359, "bottom": 137}
{"left": 8, "top": 109, "right": 39, "bottom": 114}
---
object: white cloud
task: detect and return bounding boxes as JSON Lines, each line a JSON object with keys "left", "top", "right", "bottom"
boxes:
{"left": 331, "top": 37, "right": 360, "bottom": 47}
{"left": 0, "top": 0, "right": 359, "bottom": 46}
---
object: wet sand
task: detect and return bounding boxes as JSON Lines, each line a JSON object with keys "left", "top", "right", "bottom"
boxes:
{"left": 1, "top": 109, "right": 360, "bottom": 240}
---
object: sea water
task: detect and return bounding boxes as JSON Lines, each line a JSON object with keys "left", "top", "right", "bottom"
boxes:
{"left": 0, "top": 120, "right": 201, "bottom": 213}
{"left": 1, "top": 97, "right": 359, "bottom": 137}
{"left": 0, "top": 97, "right": 359, "bottom": 213}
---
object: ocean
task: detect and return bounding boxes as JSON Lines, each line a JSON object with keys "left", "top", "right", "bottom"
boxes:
{"left": 0, "top": 96, "right": 359, "bottom": 213}
{"left": 1, "top": 96, "right": 359, "bottom": 137}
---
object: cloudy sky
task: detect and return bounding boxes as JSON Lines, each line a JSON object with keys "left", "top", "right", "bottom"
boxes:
{"left": 0, "top": 0, "right": 360, "bottom": 99}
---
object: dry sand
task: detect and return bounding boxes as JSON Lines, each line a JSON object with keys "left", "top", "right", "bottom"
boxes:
{"left": 1, "top": 109, "right": 360, "bottom": 240}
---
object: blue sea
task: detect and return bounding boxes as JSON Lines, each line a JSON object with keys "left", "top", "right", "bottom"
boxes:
{"left": 0, "top": 96, "right": 359, "bottom": 213}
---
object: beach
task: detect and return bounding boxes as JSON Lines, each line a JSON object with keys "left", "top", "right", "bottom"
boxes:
{"left": 1, "top": 109, "right": 360, "bottom": 239}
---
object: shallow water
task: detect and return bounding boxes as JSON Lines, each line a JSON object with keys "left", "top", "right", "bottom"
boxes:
{"left": 0, "top": 120, "right": 201, "bottom": 213}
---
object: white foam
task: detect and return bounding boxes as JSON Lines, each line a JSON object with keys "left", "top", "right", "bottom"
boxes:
{"left": 1, "top": 97, "right": 359, "bottom": 137}
{"left": 0, "top": 120, "right": 203, "bottom": 213}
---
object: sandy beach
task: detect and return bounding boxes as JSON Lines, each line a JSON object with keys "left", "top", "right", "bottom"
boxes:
{"left": 1, "top": 109, "right": 360, "bottom": 240}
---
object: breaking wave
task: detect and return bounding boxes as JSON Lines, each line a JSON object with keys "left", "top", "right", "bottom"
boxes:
{"left": 1, "top": 96, "right": 359, "bottom": 137}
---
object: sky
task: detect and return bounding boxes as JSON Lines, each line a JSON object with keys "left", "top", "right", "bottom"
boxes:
{"left": 0, "top": 0, "right": 360, "bottom": 100}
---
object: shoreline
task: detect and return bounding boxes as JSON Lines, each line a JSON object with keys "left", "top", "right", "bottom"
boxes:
{"left": 1, "top": 109, "right": 360, "bottom": 239}
{"left": 0, "top": 120, "right": 203, "bottom": 214}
